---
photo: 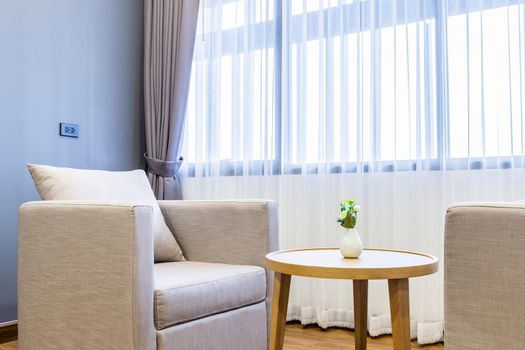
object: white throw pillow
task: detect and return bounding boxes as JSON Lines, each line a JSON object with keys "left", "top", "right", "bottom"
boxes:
{"left": 27, "top": 164, "right": 185, "bottom": 262}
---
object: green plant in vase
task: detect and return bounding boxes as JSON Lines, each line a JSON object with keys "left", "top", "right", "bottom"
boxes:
{"left": 337, "top": 199, "right": 360, "bottom": 229}
{"left": 337, "top": 200, "right": 363, "bottom": 258}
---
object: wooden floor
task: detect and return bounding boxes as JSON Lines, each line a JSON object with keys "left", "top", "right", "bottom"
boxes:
{"left": 0, "top": 322, "right": 444, "bottom": 349}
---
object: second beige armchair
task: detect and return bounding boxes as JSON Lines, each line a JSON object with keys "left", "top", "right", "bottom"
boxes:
{"left": 445, "top": 203, "right": 525, "bottom": 350}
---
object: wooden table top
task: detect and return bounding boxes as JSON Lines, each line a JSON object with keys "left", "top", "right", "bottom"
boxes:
{"left": 266, "top": 248, "right": 439, "bottom": 280}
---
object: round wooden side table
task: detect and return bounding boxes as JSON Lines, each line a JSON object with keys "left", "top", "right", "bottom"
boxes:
{"left": 265, "top": 248, "right": 439, "bottom": 350}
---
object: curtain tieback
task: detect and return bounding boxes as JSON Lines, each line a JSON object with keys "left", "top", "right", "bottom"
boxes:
{"left": 144, "top": 153, "right": 183, "bottom": 177}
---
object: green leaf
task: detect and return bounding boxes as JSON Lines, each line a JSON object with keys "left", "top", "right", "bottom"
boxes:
{"left": 337, "top": 199, "right": 359, "bottom": 228}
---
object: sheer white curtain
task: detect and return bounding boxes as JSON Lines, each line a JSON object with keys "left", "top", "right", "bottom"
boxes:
{"left": 181, "top": 0, "right": 525, "bottom": 344}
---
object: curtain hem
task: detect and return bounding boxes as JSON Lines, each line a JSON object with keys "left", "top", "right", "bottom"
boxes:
{"left": 286, "top": 304, "right": 444, "bottom": 345}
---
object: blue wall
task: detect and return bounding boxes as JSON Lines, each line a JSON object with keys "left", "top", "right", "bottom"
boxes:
{"left": 0, "top": 0, "right": 145, "bottom": 323}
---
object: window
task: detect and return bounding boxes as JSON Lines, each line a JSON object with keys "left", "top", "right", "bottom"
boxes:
{"left": 447, "top": 2, "right": 524, "bottom": 167}
{"left": 182, "top": 0, "right": 525, "bottom": 176}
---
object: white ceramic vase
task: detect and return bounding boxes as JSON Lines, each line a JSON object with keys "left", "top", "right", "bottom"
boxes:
{"left": 339, "top": 228, "right": 363, "bottom": 259}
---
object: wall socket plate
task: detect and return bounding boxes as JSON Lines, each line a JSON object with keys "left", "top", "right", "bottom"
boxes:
{"left": 59, "top": 122, "right": 79, "bottom": 138}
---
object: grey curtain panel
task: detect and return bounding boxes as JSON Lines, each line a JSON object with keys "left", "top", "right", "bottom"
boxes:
{"left": 144, "top": 0, "right": 200, "bottom": 199}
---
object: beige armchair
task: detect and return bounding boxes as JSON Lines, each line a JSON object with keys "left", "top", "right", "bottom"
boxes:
{"left": 18, "top": 200, "right": 278, "bottom": 350}
{"left": 445, "top": 203, "right": 525, "bottom": 350}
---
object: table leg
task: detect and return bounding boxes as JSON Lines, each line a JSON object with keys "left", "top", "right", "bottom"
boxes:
{"left": 353, "top": 280, "right": 368, "bottom": 350}
{"left": 388, "top": 278, "right": 411, "bottom": 350}
{"left": 270, "top": 272, "right": 291, "bottom": 350}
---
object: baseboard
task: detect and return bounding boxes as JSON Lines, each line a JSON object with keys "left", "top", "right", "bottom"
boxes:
{"left": 0, "top": 321, "right": 17, "bottom": 344}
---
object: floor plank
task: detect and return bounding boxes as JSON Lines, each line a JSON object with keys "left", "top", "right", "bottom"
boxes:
{"left": 0, "top": 341, "right": 17, "bottom": 350}
{"left": 0, "top": 323, "right": 444, "bottom": 349}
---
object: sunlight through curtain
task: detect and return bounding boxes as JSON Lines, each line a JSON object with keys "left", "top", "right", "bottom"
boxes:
{"left": 181, "top": 0, "right": 525, "bottom": 344}
{"left": 182, "top": 0, "right": 525, "bottom": 175}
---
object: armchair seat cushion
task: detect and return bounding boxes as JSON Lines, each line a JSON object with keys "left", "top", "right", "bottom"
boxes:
{"left": 153, "top": 261, "right": 266, "bottom": 330}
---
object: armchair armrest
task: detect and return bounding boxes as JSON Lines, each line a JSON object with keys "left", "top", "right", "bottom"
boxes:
{"left": 445, "top": 202, "right": 525, "bottom": 349}
{"left": 18, "top": 201, "right": 156, "bottom": 350}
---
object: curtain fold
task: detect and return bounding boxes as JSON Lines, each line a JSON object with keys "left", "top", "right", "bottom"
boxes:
{"left": 144, "top": 0, "right": 200, "bottom": 199}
